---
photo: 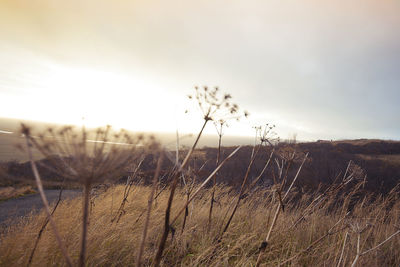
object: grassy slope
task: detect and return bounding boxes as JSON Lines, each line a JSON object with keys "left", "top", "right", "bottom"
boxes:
{"left": 0, "top": 185, "right": 399, "bottom": 266}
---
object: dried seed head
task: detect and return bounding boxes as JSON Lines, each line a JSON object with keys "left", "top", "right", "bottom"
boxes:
{"left": 187, "top": 86, "right": 248, "bottom": 124}
{"left": 21, "top": 124, "right": 160, "bottom": 186}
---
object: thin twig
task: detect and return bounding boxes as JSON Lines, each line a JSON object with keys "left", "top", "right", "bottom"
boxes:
{"left": 28, "top": 187, "right": 64, "bottom": 266}
{"left": 255, "top": 153, "right": 308, "bottom": 267}
{"left": 24, "top": 135, "right": 73, "bottom": 267}
{"left": 360, "top": 229, "right": 400, "bottom": 256}
{"left": 280, "top": 213, "right": 349, "bottom": 265}
{"left": 170, "top": 146, "right": 241, "bottom": 226}
{"left": 112, "top": 158, "right": 144, "bottom": 223}
{"left": 220, "top": 144, "right": 262, "bottom": 237}
{"left": 351, "top": 232, "right": 361, "bottom": 267}
{"left": 152, "top": 119, "right": 208, "bottom": 267}
{"left": 136, "top": 153, "right": 164, "bottom": 267}
{"left": 337, "top": 231, "right": 349, "bottom": 267}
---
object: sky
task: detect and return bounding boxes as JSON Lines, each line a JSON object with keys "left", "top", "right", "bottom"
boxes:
{"left": 0, "top": 0, "right": 399, "bottom": 141}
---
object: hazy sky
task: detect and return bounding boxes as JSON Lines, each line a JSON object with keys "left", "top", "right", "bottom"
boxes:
{"left": 1, "top": 0, "right": 399, "bottom": 140}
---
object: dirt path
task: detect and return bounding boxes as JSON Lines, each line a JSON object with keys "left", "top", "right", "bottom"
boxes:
{"left": 0, "top": 190, "right": 81, "bottom": 227}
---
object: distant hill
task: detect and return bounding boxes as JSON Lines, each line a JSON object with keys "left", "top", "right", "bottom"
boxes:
{"left": 194, "top": 139, "right": 400, "bottom": 194}
{"left": 1, "top": 117, "right": 399, "bottom": 194}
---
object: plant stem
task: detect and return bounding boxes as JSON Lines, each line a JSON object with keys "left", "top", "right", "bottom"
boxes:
{"left": 170, "top": 146, "right": 241, "bottom": 226}
{"left": 220, "top": 144, "right": 261, "bottom": 237}
{"left": 136, "top": 153, "right": 164, "bottom": 267}
{"left": 152, "top": 119, "right": 208, "bottom": 267}
{"left": 25, "top": 136, "right": 73, "bottom": 267}
{"left": 207, "top": 131, "right": 222, "bottom": 233}
{"left": 79, "top": 181, "right": 92, "bottom": 267}
{"left": 255, "top": 153, "right": 308, "bottom": 267}
{"left": 28, "top": 187, "right": 64, "bottom": 266}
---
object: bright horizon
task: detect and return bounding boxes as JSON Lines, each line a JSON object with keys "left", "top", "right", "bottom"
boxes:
{"left": 1, "top": 0, "right": 399, "bottom": 141}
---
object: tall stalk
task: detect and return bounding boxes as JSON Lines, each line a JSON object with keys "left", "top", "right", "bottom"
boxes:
{"left": 153, "top": 86, "right": 245, "bottom": 266}
{"left": 170, "top": 146, "right": 241, "bottom": 226}
{"left": 136, "top": 153, "right": 164, "bottom": 267}
{"left": 28, "top": 185, "right": 64, "bottom": 266}
{"left": 22, "top": 124, "right": 149, "bottom": 267}
{"left": 152, "top": 119, "right": 208, "bottom": 267}
{"left": 24, "top": 133, "right": 73, "bottom": 267}
{"left": 255, "top": 153, "right": 308, "bottom": 267}
{"left": 79, "top": 180, "right": 92, "bottom": 267}
{"left": 207, "top": 122, "right": 223, "bottom": 233}
{"left": 220, "top": 144, "right": 262, "bottom": 237}
{"left": 219, "top": 124, "right": 277, "bottom": 238}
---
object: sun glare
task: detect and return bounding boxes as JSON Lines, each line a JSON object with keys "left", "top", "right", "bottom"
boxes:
{"left": 15, "top": 65, "right": 186, "bottom": 132}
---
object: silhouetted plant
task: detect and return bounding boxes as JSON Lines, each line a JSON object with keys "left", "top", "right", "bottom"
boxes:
{"left": 153, "top": 86, "right": 244, "bottom": 266}
{"left": 255, "top": 151, "right": 309, "bottom": 266}
{"left": 21, "top": 124, "right": 157, "bottom": 267}
{"left": 112, "top": 156, "right": 145, "bottom": 223}
{"left": 208, "top": 104, "right": 248, "bottom": 232}
{"left": 27, "top": 184, "right": 65, "bottom": 266}
{"left": 220, "top": 124, "right": 277, "bottom": 238}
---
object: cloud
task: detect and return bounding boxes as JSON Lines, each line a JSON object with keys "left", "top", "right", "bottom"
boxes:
{"left": 0, "top": 0, "right": 399, "bottom": 139}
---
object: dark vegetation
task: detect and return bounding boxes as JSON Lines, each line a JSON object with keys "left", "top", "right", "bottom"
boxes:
{"left": 2, "top": 139, "right": 399, "bottom": 194}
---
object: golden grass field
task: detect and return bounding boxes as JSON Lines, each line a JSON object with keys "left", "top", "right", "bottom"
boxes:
{"left": 1, "top": 183, "right": 399, "bottom": 266}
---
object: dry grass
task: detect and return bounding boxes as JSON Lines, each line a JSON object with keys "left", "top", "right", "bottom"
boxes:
{"left": 0, "top": 186, "right": 36, "bottom": 202}
{"left": 357, "top": 154, "right": 400, "bottom": 164}
{"left": 1, "top": 182, "right": 399, "bottom": 266}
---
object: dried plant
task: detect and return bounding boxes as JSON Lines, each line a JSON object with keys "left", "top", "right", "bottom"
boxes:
{"left": 21, "top": 124, "right": 157, "bottom": 267}
{"left": 27, "top": 185, "right": 64, "bottom": 266}
{"left": 189, "top": 86, "right": 249, "bottom": 122}
{"left": 280, "top": 212, "right": 349, "bottom": 265}
{"left": 350, "top": 222, "right": 400, "bottom": 267}
{"left": 219, "top": 124, "right": 277, "bottom": 238}
{"left": 207, "top": 120, "right": 226, "bottom": 233}
{"left": 112, "top": 156, "right": 145, "bottom": 223}
{"left": 1, "top": 168, "right": 400, "bottom": 266}
{"left": 170, "top": 146, "right": 242, "bottom": 226}
{"left": 152, "top": 86, "right": 245, "bottom": 266}
{"left": 180, "top": 166, "right": 198, "bottom": 234}
{"left": 255, "top": 151, "right": 309, "bottom": 266}
{"left": 136, "top": 152, "right": 164, "bottom": 267}
{"left": 208, "top": 101, "right": 248, "bottom": 233}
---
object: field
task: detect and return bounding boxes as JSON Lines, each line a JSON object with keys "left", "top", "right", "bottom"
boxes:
{"left": 1, "top": 183, "right": 399, "bottom": 266}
